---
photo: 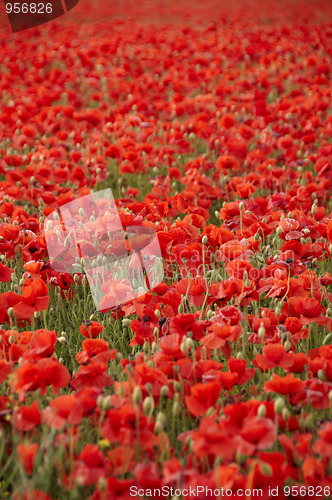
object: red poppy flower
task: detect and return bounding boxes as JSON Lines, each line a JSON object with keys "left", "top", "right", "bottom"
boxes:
{"left": 80, "top": 321, "right": 104, "bottom": 339}
{"left": 253, "top": 344, "right": 295, "bottom": 371}
{"left": 264, "top": 373, "right": 305, "bottom": 395}
{"left": 12, "top": 400, "right": 42, "bottom": 431}
{"left": 17, "top": 443, "right": 38, "bottom": 476}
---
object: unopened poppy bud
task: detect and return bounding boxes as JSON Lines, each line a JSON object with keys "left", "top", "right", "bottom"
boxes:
{"left": 276, "top": 226, "right": 283, "bottom": 236}
{"left": 303, "top": 228, "right": 310, "bottom": 234}
{"left": 143, "top": 396, "right": 154, "bottom": 416}
{"left": 98, "top": 477, "right": 107, "bottom": 492}
{"left": 282, "top": 408, "right": 290, "bottom": 422}
{"left": 215, "top": 210, "right": 220, "bottom": 218}
{"left": 274, "top": 397, "right": 285, "bottom": 414}
{"left": 275, "top": 301, "right": 283, "bottom": 316}
{"left": 284, "top": 339, "right": 291, "bottom": 351}
{"left": 186, "top": 338, "right": 195, "bottom": 350}
{"left": 312, "top": 258, "right": 317, "bottom": 266}
{"left": 173, "top": 381, "right": 181, "bottom": 392}
{"left": 133, "top": 386, "right": 142, "bottom": 405}
{"left": 311, "top": 204, "right": 316, "bottom": 215}
{"left": 7, "top": 307, "right": 14, "bottom": 318}
{"left": 122, "top": 318, "right": 131, "bottom": 327}
{"left": 201, "top": 346, "right": 207, "bottom": 361}
{"left": 180, "top": 340, "right": 188, "bottom": 353}
{"left": 317, "top": 369, "right": 326, "bottom": 381}
{"left": 79, "top": 207, "right": 85, "bottom": 217}
{"left": 178, "top": 303, "right": 184, "bottom": 313}
{"left": 102, "top": 396, "right": 112, "bottom": 411}
{"left": 258, "top": 323, "right": 265, "bottom": 338}
{"left": 236, "top": 352, "right": 244, "bottom": 359}
{"left": 202, "top": 235, "right": 208, "bottom": 245}
{"left": 73, "top": 274, "right": 79, "bottom": 283}
{"left": 58, "top": 336, "right": 67, "bottom": 344}
{"left": 151, "top": 342, "right": 158, "bottom": 353}
{"left": 257, "top": 404, "right": 266, "bottom": 418}
{"left": 154, "top": 422, "right": 163, "bottom": 434}
{"left": 147, "top": 360, "right": 154, "bottom": 368}
{"left": 118, "top": 385, "right": 125, "bottom": 398}
{"left": 239, "top": 201, "right": 244, "bottom": 210}
{"left": 30, "top": 176, "right": 35, "bottom": 184}
{"left": 59, "top": 357, "right": 64, "bottom": 364}
{"left": 154, "top": 309, "right": 160, "bottom": 319}
{"left": 254, "top": 232, "right": 260, "bottom": 241}
{"left": 143, "top": 342, "right": 150, "bottom": 355}
{"left": 8, "top": 334, "right": 16, "bottom": 344}
{"left": 245, "top": 278, "right": 250, "bottom": 287}
{"left": 153, "top": 327, "right": 159, "bottom": 336}
{"left": 115, "top": 352, "right": 122, "bottom": 364}
{"left": 207, "top": 309, "right": 214, "bottom": 319}
{"left": 160, "top": 385, "right": 169, "bottom": 397}
{"left": 259, "top": 462, "right": 273, "bottom": 477}
{"left": 172, "top": 401, "right": 181, "bottom": 417}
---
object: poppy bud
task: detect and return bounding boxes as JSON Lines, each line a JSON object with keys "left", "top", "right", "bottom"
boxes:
{"left": 201, "top": 346, "right": 207, "bottom": 361}
{"left": 154, "top": 309, "right": 161, "bottom": 319}
{"left": 282, "top": 408, "right": 290, "bottom": 422}
{"left": 254, "top": 232, "right": 260, "bottom": 241}
{"left": 151, "top": 342, "right": 158, "bottom": 353}
{"left": 58, "top": 336, "right": 67, "bottom": 344}
{"left": 257, "top": 404, "right": 266, "bottom": 418}
{"left": 239, "top": 201, "right": 244, "bottom": 210}
{"left": 133, "top": 386, "right": 142, "bottom": 405}
{"left": 207, "top": 309, "right": 214, "bottom": 319}
{"left": 276, "top": 226, "right": 283, "bottom": 236}
{"left": 122, "top": 319, "right": 131, "bottom": 327}
{"left": 323, "top": 332, "right": 332, "bottom": 343}
{"left": 153, "top": 327, "right": 159, "bottom": 336}
{"left": 143, "top": 396, "right": 154, "bottom": 416}
{"left": 8, "top": 334, "right": 16, "bottom": 344}
{"left": 312, "top": 258, "right": 317, "bottom": 266}
{"left": 98, "top": 478, "right": 107, "bottom": 492}
{"left": 311, "top": 204, "right": 316, "bottom": 215}
{"left": 186, "top": 338, "right": 195, "bottom": 350}
{"left": 147, "top": 360, "right": 154, "bottom": 368}
{"left": 202, "top": 235, "right": 208, "bottom": 245}
{"left": 259, "top": 462, "right": 273, "bottom": 477}
{"left": 317, "top": 369, "right": 326, "bottom": 381}
{"left": 303, "top": 228, "right": 310, "bottom": 234}
{"left": 215, "top": 210, "right": 220, "bottom": 218}
{"left": 258, "top": 323, "right": 265, "bottom": 338}
{"left": 274, "top": 397, "right": 285, "bottom": 414}
{"left": 236, "top": 352, "right": 244, "bottom": 359}
{"left": 143, "top": 341, "right": 150, "bottom": 355}
{"left": 172, "top": 401, "right": 181, "bottom": 417}
{"left": 58, "top": 357, "right": 64, "bottom": 364}
{"left": 180, "top": 340, "right": 188, "bottom": 354}
{"left": 178, "top": 303, "right": 184, "bottom": 313}
{"left": 284, "top": 339, "right": 291, "bottom": 351}
{"left": 160, "top": 385, "right": 169, "bottom": 397}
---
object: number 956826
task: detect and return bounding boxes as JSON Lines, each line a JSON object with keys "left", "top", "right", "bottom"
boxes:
{"left": 6, "top": 3, "right": 52, "bottom": 14}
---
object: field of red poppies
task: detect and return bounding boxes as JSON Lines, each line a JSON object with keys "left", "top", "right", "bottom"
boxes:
{"left": 0, "top": 0, "right": 332, "bottom": 498}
